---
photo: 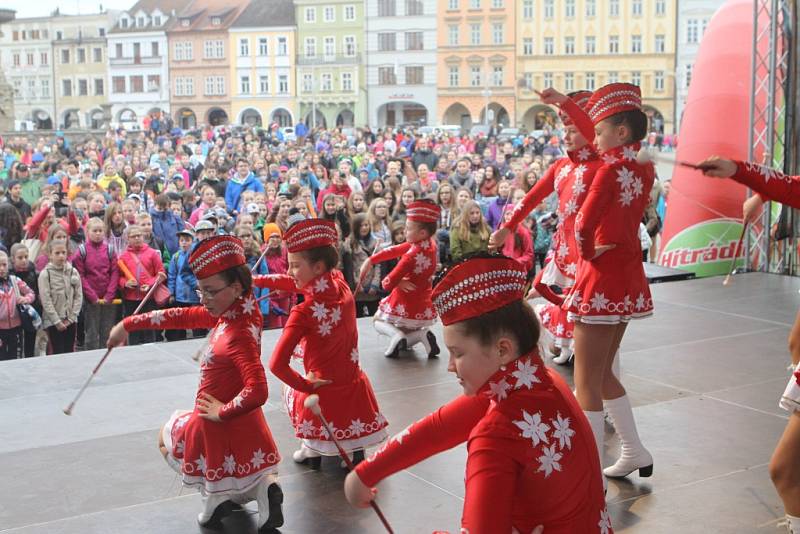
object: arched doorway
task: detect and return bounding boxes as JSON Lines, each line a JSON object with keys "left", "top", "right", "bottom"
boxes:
{"left": 31, "top": 109, "right": 53, "bottom": 130}
{"left": 643, "top": 105, "right": 665, "bottom": 134}
{"left": 521, "top": 104, "right": 558, "bottom": 131}
{"left": 176, "top": 108, "right": 197, "bottom": 130}
{"left": 239, "top": 108, "right": 263, "bottom": 126}
{"left": 117, "top": 108, "right": 138, "bottom": 128}
{"left": 377, "top": 102, "right": 429, "bottom": 127}
{"left": 336, "top": 109, "right": 354, "bottom": 127}
{"left": 207, "top": 107, "right": 229, "bottom": 127}
{"left": 479, "top": 103, "right": 510, "bottom": 128}
{"left": 442, "top": 102, "right": 472, "bottom": 132}
{"left": 270, "top": 108, "right": 293, "bottom": 127}
{"left": 305, "top": 110, "right": 327, "bottom": 129}
{"left": 62, "top": 109, "right": 81, "bottom": 129}
{"left": 87, "top": 108, "right": 106, "bottom": 129}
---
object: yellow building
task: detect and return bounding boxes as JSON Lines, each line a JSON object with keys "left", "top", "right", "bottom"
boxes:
{"left": 229, "top": 0, "right": 297, "bottom": 127}
{"left": 516, "top": 0, "right": 676, "bottom": 133}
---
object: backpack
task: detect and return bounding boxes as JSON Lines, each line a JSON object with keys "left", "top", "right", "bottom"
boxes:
{"left": 78, "top": 242, "right": 115, "bottom": 263}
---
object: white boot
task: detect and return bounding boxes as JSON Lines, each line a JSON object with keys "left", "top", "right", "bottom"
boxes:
{"left": 787, "top": 514, "right": 800, "bottom": 534}
{"left": 292, "top": 443, "right": 320, "bottom": 463}
{"left": 552, "top": 346, "right": 573, "bottom": 365}
{"left": 406, "top": 328, "right": 427, "bottom": 351}
{"left": 584, "top": 410, "right": 607, "bottom": 493}
{"left": 603, "top": 395, "right": 653, "bottom": 479}
{"left": 254, "top": 477, "right": 284, "bottom": 532}
{"left": 373, "top": 319, "right": 405, "bottom": 357}
{"left": 197, "top": 493, "right": 232, "bottom": 526}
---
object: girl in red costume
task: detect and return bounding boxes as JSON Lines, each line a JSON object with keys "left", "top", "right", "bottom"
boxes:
{"left": 253, "top": 217, "right": 388, "bottom": 469}
{"left": 107, "top": 235, "right": 283, "bottom": 533}
{"left": 544, "top": 83, "right": 656, "bottom": 486}
{"left": 359, "top": 199, "right": 441, "bottom": 359}
{"left": 697, "top": 155, "right": 800, "bottom": 534}
{"left": 344, "top": 255, "right": 610, "bottom": 533}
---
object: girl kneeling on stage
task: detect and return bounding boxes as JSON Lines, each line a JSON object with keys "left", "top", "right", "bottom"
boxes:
{"left": 107, "top": 235, "right": 283, "bottom": 532}
{"left": 345, "top": 254, "right": 610, "bottom": 533}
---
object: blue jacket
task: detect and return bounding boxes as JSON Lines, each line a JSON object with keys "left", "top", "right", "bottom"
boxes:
{"left": 247, "top": 254, "right": 270, "bottom": 317}
{"left": 167, "top": 249, "right": 200, "bottom": 304}
{"left": 225, "top": 172, "right": 265, "bottom": 214}
{"left": 150, "top": 208, "right": 185, "bottom": 255}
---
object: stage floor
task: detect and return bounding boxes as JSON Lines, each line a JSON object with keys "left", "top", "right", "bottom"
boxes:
{"left": 0, "top": 272, "right": 796, "bottom": 533}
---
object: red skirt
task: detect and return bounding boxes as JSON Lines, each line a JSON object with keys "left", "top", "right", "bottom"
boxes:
{"left": 536, "top": 302, "right": 574, "bottom": 349}
{"left": 375, "top": 287, "right": 436, "bottom": 329}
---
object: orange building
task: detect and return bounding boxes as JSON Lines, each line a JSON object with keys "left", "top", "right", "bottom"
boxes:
{"left": 437, "top": 0, "right": 517, "bottom": 132}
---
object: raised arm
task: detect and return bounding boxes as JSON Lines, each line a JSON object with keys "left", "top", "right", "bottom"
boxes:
{"left": 502, "top": 163, "right": 558, "bottom": 231}
{"left": 123, "top": 305, "right": 218, "bottom": 332}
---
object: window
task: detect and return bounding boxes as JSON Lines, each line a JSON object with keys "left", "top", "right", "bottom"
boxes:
{"left": 344, "top": 36, "right": 356, "bottom": 56}
{"left": 492, "top": 23, "right": 503, "bottom": 44}
{"left": 492, "top": 66, "right": 503, "bottom": 86}
{"left": 344, "top": 5, "right": 356, "bottom": 20}
{"left": 655, "top": 34, "right": 665, "bottom": 53}
{"left": 323, "top": 37, "right": 335, "bottom": 59}
{"left": 379, "top": 33, "right": 396, "bottom": 51}
{"left": 130, "top": 75, "right": 144, "bottom": 93}
{"left": 448, "top": 0, "right": 459, "bottom": 9}
{"left": 543, "top": 37, "right": 554, "bottom": 55}
{"left": 448, "top": 25, "right": 459, "bottom": 45}
{"left": 378, "top": 0, "right": 396, "bottom": 16}
{"left": 609, "top": 0, "right": 619, "bottom": 16}
{"left": 685, "top": 63, "right": 693, "bottom": 89}
{"left": 78, "top": 79, "right": 88, "bottom": 96}
{"left": 12, "top": 80, "right": 20, "bottom": 97}
{"left": 302, "top": 73, "right": 312, "bottom": 93}
{"left": 609, "top": 35, "right": 619, "bottom": 54}
{"left": 379, "top": 66, "right": 396, "bottom": 85}
{"left": 585, "top": 36, "right": 596, "bottom": 54}
{"left": 543, "top": 72, "right": 553, "bottom": 87}
{"left": 524, "top": 72, "right": 532, "bottom": 88}
{"left": 151, "top": 42, "right": 159, "bottom": 56}
{"left": 11, "top": 31, "right": 17, "bottom": 41}
{"left": 403, "top": 31, "right": 422, "bottom": 50}
{"left": 278, "top": 74, "right": 289, "bottom": 93}
{"left": 26, "top": 52, "right": 33, "bottom": 65}
{"left": 564, "top": 36, "right": 575, "bottom": 55}
{"left": 95, "top": 78, "right": 104, "bottom": 95}
{"left": 341, "top": 71, "right": 353, "bottom": 91}
{"left": 631, "top": 35, "right": 642, "bottom": 53}
{"left": 687, "top": 19, "right": 699, "bottom": 43}
{"left": 260, "top": 75, "right": 270, "bottom": 93}
{"left": 406, "top": 0, "right": 424, "bottom": 15}
{"left": 321, "top": 73, "right": 332, "bottom": 91}
{"left": 40, "top": 51, "right": 48, "bottom": 65}
{"left": 655, "top": 71, "right": 665, "bottom": 92}
{"left": 656, "top": 0, "right": 666, "bottom": 15}
{"left": 305, "top": 7, "right": 316, "bottom": 23}
{"left": 62, "top": 79, "right": 72, "bottom": 97}
{"left": 12, "top": 53, "right": 19, "bottom": 67}
{"left": 565, "top": 0, "right": 575, "bottom": 18}
{"left": 470, "top": 65, "right": 481, "bottom": 86}
{"left": 492, "top": 0, "right": 503, "bottom": 7}
{"left": 204, "top": 40, "right": 224, "bottom": 59}
{"left": 27, "top": 79, "right": 36, "bottom": 97}
{"left": 469, "top": 0, "right": 480, "bottom": 8}
{"left": 259, "top": 38, "right": 268, "bottom": 56}
{"left": 239, "top": 38, "right": 249, "bottom": 56}
{"left": 544, "top": 0, "right": 554, "bottom": 19}
{"left": 523, "top": 38, "right": 533, "bottom": 55}
{"left": 175, "top": 76, "right": 194, "bottom": 96}
{"left": 586, "top": 0, "right": 596, "bottom": 16}
{"left": 41, "top": 79, "right": 50, "bottom": 97}
{"left": 449, "top": 66, "right": 459, "bottom": 86}
{"left": 204, "top": 76, "right": 215, "bottom": 95}
{"left": 523, "top": 0, "right": 533, "bottom": 19}
{"left": 153, "top": 16, "right": 161, "bottom": 26}
{"left": 137, "top": 16, "right": 144, "bottom": 27}
{"left": 116, "top": 43, "right": 123, "bottom": 58}
{"left": 277, "top": 37, "right": 287, "bottom": 56}
{"left": 61, "top": 49, "right": 70, "bottom": 63}
{"left": 304, "top": 37, "right": 316, "bottom": 57}
{"left": 112, "top": 76, "right": 125, "bottom": 93}
{"left": 632, "top": 0, "right": 642, "bottom": 16}
{"left": 120, "top": 19, "right": 127, "bottom": 29}
{"left": 93, "top": 47, "right": 102, "bottom": 62}
{"left": 608, "top": 71, "right": 619, "bottom": 83}
{"left": 585, "top": 72, "right": 595, "bottom": 90}
{"left": 406, "top": 66, "right": 423, "bottom": 84}
{"left": 631, "top": 71, "right": 641, "bottom": 86}
{"left": 564, "top": 72, "right": 574, "bottom": 92}
{"left": 240, "top": 75, "right": 250, "bottom": 94}
{"left": 77, "top": 48, "right": 86, "bottom": 63}
{"left": 215, "top": 41, "right": 224, "bottom": 58}
{"left": 470, "top": 24, "right": 481, "bottom": 45}
{"left": 323, "top": 6, "right": 335, "bottom": 22}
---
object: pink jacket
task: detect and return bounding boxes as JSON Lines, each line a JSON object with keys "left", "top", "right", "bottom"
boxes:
{"left": 118, "top": 245, "right": 165, "bottom": 301}
{"left": 71, "top": 240, "right": 120, "bottom": 304}
{"left": 0, "top": 276, "right": 35, "bottom": 329}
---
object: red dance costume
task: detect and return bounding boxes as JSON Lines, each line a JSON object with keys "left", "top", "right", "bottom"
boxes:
{"left": 355, "top": 257, "right": 610, "bottom": 533}
{"left": 123, "top": 296, "right": 280, "bottom": 495}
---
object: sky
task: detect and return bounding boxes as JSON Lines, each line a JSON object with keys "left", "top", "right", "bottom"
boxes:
{"left": 5, "top": 0, "right": 132, "bottom": 19}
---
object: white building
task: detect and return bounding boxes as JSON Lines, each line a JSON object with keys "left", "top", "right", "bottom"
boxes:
{"left": 675, "top": 0, "right": 725, "bottom": 131}
{"left": 107, "top": 0, "right": 192, "bottom": 129}
{"left": 365, "top": 0, "right": 437, "bottom": 128}
{"left": 0, "top": 16, "right": 55, "bottom": 129}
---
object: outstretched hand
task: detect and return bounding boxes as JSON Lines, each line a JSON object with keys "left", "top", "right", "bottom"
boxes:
{"left": 489, "top": 227, "right": 510, "bottom": 251}
{"left": 344, "top": 470, "right": 377, "bottom": 508}
{"left": 696, "top": 156, "right": 737, "bottom": 178}
{"left": 536, "top": 87, "right": 569, "bottom": 106}
{"left": 107, "top": 322, "right": 128, "bottom": 348}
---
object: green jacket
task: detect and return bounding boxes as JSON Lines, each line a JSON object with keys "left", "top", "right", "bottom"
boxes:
{"left": 450, "top": 229, "right": 489, "bottom": 262}
{"left": 20, "top": 177, "right": 42, "bottom": 206}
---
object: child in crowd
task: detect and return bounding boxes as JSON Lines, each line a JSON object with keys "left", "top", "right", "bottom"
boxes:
{"left": 9, "top": 243, "right": 40, "bottom": 358}
{"left": 450, "top": 200, "right": 490, "bottom": 263}
{"left": 38, "top": 240, "right": 82, "bottom": 354}
{"left": 0, "top": 250, "right": 36, "bottom": 360}
{"left": 118, "top": 224, "right": 166, "bottom": 345}
{"left": 166, "top": 228, "right": 203, "bottom": 341}
{"left": 238, "top": 226, "right": 270, "bottom": 326}
{"left": 263, "top": 223, "right": 291, "bottom": 329}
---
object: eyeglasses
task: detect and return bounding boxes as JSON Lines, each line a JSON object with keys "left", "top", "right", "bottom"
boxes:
{"left": 196, "top": 286, "right": 229, "bottom": 300}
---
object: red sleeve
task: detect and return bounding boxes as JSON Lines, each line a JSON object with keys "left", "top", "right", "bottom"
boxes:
{"left": 502, "top": 164, "right": 557, "bottom": 230}
{"left": 268, "top": 309, "right": 314, "bottom": 392}
{"left": 355, "top": 395, "right": 489, "bottom": 487}
{"left": 218, "top": 328, "right": 268, "bottom": 420}
{"left": 381, "top": 248, "right": 415, "bottom": 292}
{"left": 461, "top": 436, "right": 519, "bottom": 533}
{"left": 252, "top": 274, "right": 299, "bottom": 292}
{"left": 25, "top": 205, "right": 49, "bottom": 239}
{"left": 67, "top": 210, "right": 80, "bottom": 235}
{"left": 369, "top": 242, "right": 412, "bottom": 265}
{"left": 575, "top": 165, "right": 615, "bottom": 260}
{"left": 123, "top": 305, "right": 218, "bottom": 331}
{"left": 731, "top": 160, "right": 800, "bottom": 209}
{"left": 560, "top": 98, "right": 595, "bottom": 142}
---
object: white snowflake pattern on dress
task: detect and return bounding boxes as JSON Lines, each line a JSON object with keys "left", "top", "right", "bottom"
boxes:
{"left": 602, "top": 153, "right": 619, "bottom": 165}
{"left": 223, "top": 454, "right": 236, "bottom": 474}
{"left": 392, "top": 424, "right": 412, "bottom": 444}
{"left": 195, "top": 454, "right": 207, "bottom": 474}
{"left": 511, "top": 359, "right": 541, "bottom": 390}
{"left": 590, "top": 292, "right": 610, "bottom": 311}
{"left": 565, "top": 262, "right": 577, "bottom": 276}
{"left": 394, "top": 304, "right": 407, "bottom": 316}
{"left": 149, "top": 310, "right": 164, "bottom": 325}
{"left": 555, "top": 323, "right": 565, "bottom": 336}
{"left": 557, "top": 243, "right": 570, "bottom": 258}
{"left": 212, "top": 322, "right": 228, "bottom": 342}
{"left": 241, "top": 296, "right": 257, "bottom": 315}
{"left": 298, "top": 419, "right": 316, "bottom": 437}
{"left": 313, "top": 277, "right": 330, "bottom": 293}
{"left": 635, "top": 292, "right": 647, "bottom": 310}
{"left": 350, "top": 347, "right": 359, "bottom": 363}
{"left": 551, "top": 412, "right": 575, "bottom": 450}
{"left": 622, "top": 145, "right": 639, "bottom": 161}
{"left": 248, "top": 323, "right": 261, "bottom": 342}
{"left": 598, "top": 508, "right": 612, "bottom": 534}
{"left": 562, "top": 198, "right": 578, "bottom": 216}
{"left": 513, "top": 410, "right": 550, "bottom": 446}
{"left": 176, "top": 440, "right": 185, "bottom": 455}
{"left": 319, "top": 422, "right": 339, "bottom": 439}
{"left": 311, "top": 302, "right": 328, "bottom": 321}
{"left": 348, "top": 419, "right": 367, "bottom": 436}
{"left": 537, "top": 444, "right": 563, "bottom": 477}
{"left": 488, "top": 378, "right": 512, "bottom": 400}
{"left": 616, "top": 167, "right": 635, "bottom": 189}
{"left": 413, "top": 252, "right": 432, "bottom": 274}
{"left": 251, "top": 449, "right": 266, "bottom": 468}
{"left": 330, "top": 306, "right": 342, "bottom": 324}
{"left": 318, "top": 321, "right": 332, "bottom": 336}
{"left": 577, "top": 147, "right": 591, "bottom": 161}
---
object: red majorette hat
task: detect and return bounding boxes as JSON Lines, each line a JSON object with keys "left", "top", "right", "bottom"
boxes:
{"left": 284, "top": 218, "right": 338, "bottom": 253}
{"left": 406, "top": 199, "right": 440, "bottom": 224}
{"left": 586, "top": 83, "right": 642, "bottom": 125}
{"left": 559, "top": 90, "right": 593, "bottom": 126}
{"left": 189, "top": 235, "right": 246, "bottom": 279}
{"left": 432, "top": 256, "right": 528, "bottom": 326}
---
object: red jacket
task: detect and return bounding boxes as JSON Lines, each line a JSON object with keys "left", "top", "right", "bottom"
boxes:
{"left": 117, "top": 244, "right": 164, "bottom": 301}
{"left": 71, "top": 240, "right": 120, "bottom": 304}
